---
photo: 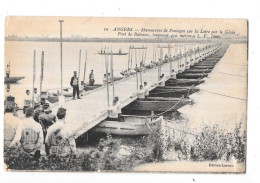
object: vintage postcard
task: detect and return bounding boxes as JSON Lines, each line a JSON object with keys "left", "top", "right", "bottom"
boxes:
{"left": 3, "top": 17, "right": 247, "bottom": 172}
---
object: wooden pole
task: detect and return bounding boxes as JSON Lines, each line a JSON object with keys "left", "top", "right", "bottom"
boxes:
{"left": 184, "top": 45, "right": 187, "bottom": 67}
{"left": 153, "top": 45, "right": 154, "bottom": 62}
{"left": 110, "top": 49, "right": 115, "bottom": 100}
{"left": 83, "top": 50, "right": 87, "bottom": 83}
{"left": 144, "top": 46, "right": 147, "bottom": 65}
{"left": 105, "top": 50, "right": 110, "bottom": 107}
{"left": 140, "top": 49, "right": 143, "bottom": 85}
{"left": 135, "top": 48, "right": 138, "bottom": 92}
{"left": 32, "top": 50, "right": 36, "bottom": 107}
{"left": 157, "top": 46, "right": 160, "bottom": 81}
{"left": 179, "top": 45, "right": 182, "bottom": 71}
{"left": 59, "top": 20, "right": 64, "bottom": 96}
{"left": 130, "top": 45, "right": 133, "bottom": 70}
{"left": 169, "top": 44, "right": 172, "bottom": 74}
{"left": 127, "top": 45, "right": 131, "bottom": 71}
{"left": 78, "top": 49, "right": 81, "bottom": 82}
{"left": 40, "top": 51, "right": 44, "bottom": 99}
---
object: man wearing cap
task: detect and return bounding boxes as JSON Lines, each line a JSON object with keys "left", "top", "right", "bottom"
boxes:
{"left": 89, "top": 70, "right": 95, "bottom": 86}
{"left": 70, "top": 71, "right": 81, "bottom": 99}
{"left": 45, "top": 108, "right": 76, "bottom": 156}
{"left": 33, "top": 104, "right": 44, "bottom": 123}
{"left": 39, "top": 104, "right": 56, "bottom": 141}
{"left": 10, "top": 107, "right": 44, "bottom": 159}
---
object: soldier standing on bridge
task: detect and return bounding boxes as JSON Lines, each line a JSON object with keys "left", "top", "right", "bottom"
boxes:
{"left": 70, "top": 71, "right": 81, "bottom": 100}
{"left": 89, "top": 70, "right": 95, "bottom": 86}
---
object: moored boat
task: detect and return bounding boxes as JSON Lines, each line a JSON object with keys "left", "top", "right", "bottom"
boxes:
{"left": 184, "top": 69, "right": 212, "bottom": 73}
{"left": 123, "top": 97, "right": 191, "bottom": 112}
{"left": 4, "top": 76, "right": 25, "bottom": 84}
{"left": 177, "top": 73, "right": 208, "bottom": 79}
{"left": 191, "top": 65, "right": 214, "bottom": 69}
{"left": 166, "top": 78, "right": 205, "bottom": 86}
{"left": 93, "top": 115, "right": 163, "bottom": 136}
{"left": 149, "top": 87, "right": 199, "bottom": 98}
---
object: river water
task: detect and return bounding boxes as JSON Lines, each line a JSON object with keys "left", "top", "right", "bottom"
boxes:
{"left": 5, "top": 41, "right": 189, "bottom": 107}
{"left": 4, "top": 42, "right": 247, "bottom": 156}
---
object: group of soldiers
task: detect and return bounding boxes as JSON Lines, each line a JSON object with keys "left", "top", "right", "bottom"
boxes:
{"left": 4, "top": 106, "right": 76, "bottom": 159}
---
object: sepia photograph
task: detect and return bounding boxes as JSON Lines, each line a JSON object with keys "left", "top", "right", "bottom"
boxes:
{"left": 3, "top": 16, "right": 247, "bottom": 173}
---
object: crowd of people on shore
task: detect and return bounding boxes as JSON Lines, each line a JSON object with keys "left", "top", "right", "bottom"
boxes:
{"left": 4, "top": 106, "right": 76, "bottom": 159}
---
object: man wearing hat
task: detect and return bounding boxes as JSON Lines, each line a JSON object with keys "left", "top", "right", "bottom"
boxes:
{"left": 45, "top": 108, "right": 76, "bottom": 156}
{"left": 70, "top": 71, "right": 81, "bottom": 99}
{"left": 10, "top": 107, "right": 44, "bottom": 159}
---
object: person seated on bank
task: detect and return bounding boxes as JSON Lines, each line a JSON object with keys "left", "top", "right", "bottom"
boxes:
{"left": 4, "top": 109, "right": 22, "bottom": 148}
{"left": 108, "top": 96, "right": 122, "bottom": 121}
{"left": 89, "top": 70, "right": 95, "bottom": 86}
{"left": 70, "top": 71, "right": 81, "bottom": 100}
{"left": 103, "top": 74, "right": 107, "bottom": 86}
{"left": 10, "top": 107, "right": 44, "bottom": 160}
{"left": 45, "top": 107, "right": 76, "bottom": 156}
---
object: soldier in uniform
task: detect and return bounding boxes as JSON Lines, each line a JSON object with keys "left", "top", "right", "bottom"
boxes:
{"left": 45, "top": 108, "right": 76, "bottom": 156}
{"left": 103, "top": 74, "right": 107, "bottom": 86}
{"left": 4, "top": 110, "right": 22, "bottom": 147}
{"left": 108, "top": 96, "right": 122, "bottom": 121}
{"left": 143, "top": 82, "right": 149, "bottom": 99}
{"left": 159, "top": 74, "right": 166, "bottom": 87}
{"left": 33, "top": 104, "right": 44, "bottom": 123}
{"left": 23, "top": 90, "right": 31, "bottom": 114}
{"left": 89, "top": 70, "right": 95, "bottom": 86}
{"left": 137, "top": 85, "right": 145, "bottom": 99}
{"left": 70, "top": 71, "right": 81, "bottom": 100}
{"left": 10, "top": 107, "right": 44, "bottom": 159}
{"left": 39, "top": 104, "right": 56, "bottom": 142}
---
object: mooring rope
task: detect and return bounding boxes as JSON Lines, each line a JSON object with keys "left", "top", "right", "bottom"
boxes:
{"left": 200, "top": 89, "right": 247, "bottom": 101}
{"left": 215, "top": 71, "right": 247, "bottom": 78}
{"left": 155, "top": 99, "right": 183, "bottom": 116}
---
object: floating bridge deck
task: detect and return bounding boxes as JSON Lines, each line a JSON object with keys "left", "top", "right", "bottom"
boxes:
{"left": 52, "top": 45, "right": 222, "bottom": 138}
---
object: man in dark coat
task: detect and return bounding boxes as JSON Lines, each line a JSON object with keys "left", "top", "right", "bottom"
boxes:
{"left": 70, "top": 71, "right": 81, "bottom": 99}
